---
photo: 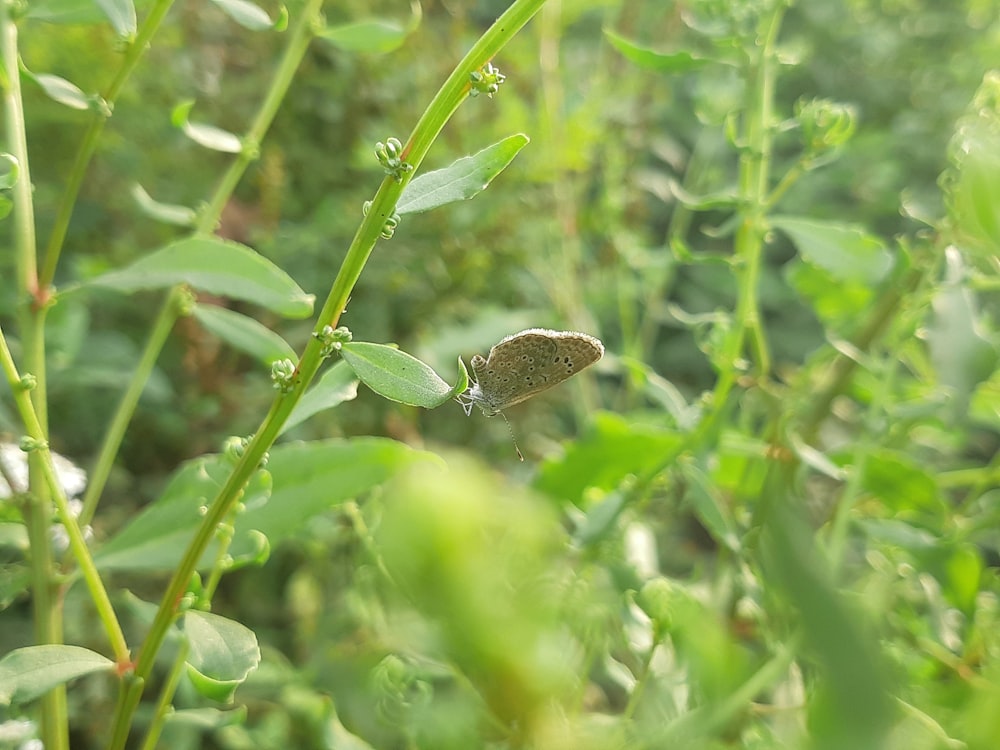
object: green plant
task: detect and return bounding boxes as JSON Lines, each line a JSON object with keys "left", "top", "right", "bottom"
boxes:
{"left": 2, "top": 0, "right": 1000, "bottom": 749}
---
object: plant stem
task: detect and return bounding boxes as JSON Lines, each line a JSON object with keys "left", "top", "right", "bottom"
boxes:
{"left": 79, "top": 287, "right": 184, "bottom": 527}
{"left": 0, "top": 328, "right": 130, "bottom": 666}
{"left": 106, "top": 1, "right": 551, "bottom": 745}
{"left": 2, "top": 5, "right": 61, "bottom": 746}
{"left": 40, "top": 0, "right": 177, "bottom": 289}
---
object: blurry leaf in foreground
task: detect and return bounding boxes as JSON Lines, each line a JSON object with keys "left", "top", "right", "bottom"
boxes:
{"left": 535, "top": 412, "right": 682, "bottom": 505}
{"left": 761, "top": 495, "right": 894, "bottom": 750}
{"left": 377, "top": 457, "right": 578, "bottom": 733}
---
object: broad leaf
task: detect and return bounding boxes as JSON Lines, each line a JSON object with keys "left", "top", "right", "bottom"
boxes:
{"left": 340, "top": 343, "right": 467, "bottom": 408}
{"left": 94, "top": 439, "right": 432, "bottom": 571}
{"left": 535, "top": 412, "right": 683, "bottom": 504}
{"left": 84, "top": 237, "right": 315, "bottom": 318}
{"left": 771, "top": 216, "right": 894, "bottom": 284}
{"left": 192, "top": 303, "right": 297, "bottom": 365}
{"left": 0, "top": 646, "right": 113, "bottom": 705}
{"left": 398, "top": 135, "right": 530, "bottom": 214}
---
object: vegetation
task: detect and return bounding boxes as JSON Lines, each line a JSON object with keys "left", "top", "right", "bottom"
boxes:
{"left": 1, "top": 0, "right": 1000, "bottom": 748}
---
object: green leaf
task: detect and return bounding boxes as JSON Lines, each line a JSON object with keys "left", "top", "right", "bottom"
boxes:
{"left": 398, "top": 135, "right": 530, "bottom": 215}
{"left": 94, "top": 439, "right": 433, "bottom": 571}
{"left": 25, "top": 0, "right": 107, "bottom": 24}
{"left": 0, "top": 155, "right": 15, "bottom": 191}
{"left": 535, "top": 412, "right": 683, "bottom": 504}
{"left": 0, "top": 645, "right": 113, "bottom": 705}
{"left": 928, "top": 250, "right": 997, "bottom": 405}
{"left": 208, "top": 0, "right": 273, "bottom": 30}
{"left": 131, "top": 183, "right": 196, "bottom": 226}
{"left": 93, "top": 457, "right": 267, "bottom": 571}
{"left": 281, "top": 361, "right": 360, "bottom": 434}
{"left": 228, "top": 438, "right": 438, "bottom": 559}
{"left": 25, "top": 71, "right": 90, "bottom": 110}
{"left": 339, "top": 342, "right": 467, "bottom": 408}
{"left": 166, "top": 706, "right": 247, "bottom": 729}
{"left": 183, "top": 610, "right": 260, "bottom": 702}
{"left": 678, "top": 461, "right": 741, "bottom": 552}
{"left": 771, "top": 216, "right": 894, "bottom": 284}
{"left": 317, "top": 3, "right": 421, "bottom": 54}
{"left": 192, "top": 303, "right": 297, "bottom": 365}
{"left": 93, "top": 0, "right": 136, "bottom": 35}
{"left": 604, "top": 29, "right": 714, "bottom": 72}
{"left": 83, "top": 237, "right": 315, "bottom": 318}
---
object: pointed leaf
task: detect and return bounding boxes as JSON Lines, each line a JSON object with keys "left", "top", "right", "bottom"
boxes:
{"left": 27, "top": 72, "right": 90, "bottom": 110}
{"left": 605, "top": 29, "right": 713, "bottom": 72}
{"left": 281, "top": 361, "right": 360, "bottom": 434}
{"left": 208, "top": 0, "right": 273, "bottom": 30}
{"left": 93, "top": 0, "right": 136, "bottom": 35}
{"left": 192, "top": 303, "right": 297, "bottom": 365}
{"left": 83, "top": 237, "right": 315, "bottom": 318}
{"left": 318, "top": 4, "right": 421, "bottom": 54}
{"left": 771, "top": 216, "right": 894, "bottom": 284}
{"left": 339, "top": 342, "right": 464, "bottom": 408}
{"left": 131, "top": 183, "right": 196, "bottom": 226}
{"left": 398, "top": 135, "right": 529, "bottom": 214}
{"left": 0, "top": 645, "right": 113, "bottom": 705}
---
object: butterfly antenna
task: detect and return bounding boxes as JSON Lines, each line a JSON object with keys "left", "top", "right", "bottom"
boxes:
{"left": 499, "top": 411, "right": 524, "bottom": 461}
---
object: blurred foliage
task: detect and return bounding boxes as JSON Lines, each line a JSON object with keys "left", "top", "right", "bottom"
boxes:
{"left": 3, "top": 0, "right": 1000, "bottom": 748}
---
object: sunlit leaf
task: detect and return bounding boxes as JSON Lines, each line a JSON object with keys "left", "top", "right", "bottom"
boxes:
{"left": 0, "top": 646, "right": 113, "bottom": 706}
{"left": 83, "top": 237, "right": 315, "bottom": 318}
{"left": 340, "top": 342, "right": 467, "bottom": 408}
{"left": 398, "top": 134, "right": 530, "bottom": 214}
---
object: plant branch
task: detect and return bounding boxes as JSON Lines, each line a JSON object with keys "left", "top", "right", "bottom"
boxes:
{"left": 40, "top": 0, "right": 177, "bottom": 291}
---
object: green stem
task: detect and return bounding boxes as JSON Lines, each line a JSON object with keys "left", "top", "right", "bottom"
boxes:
{"left": 3, "top": 6, "right": 63, "bottom": 746}
{"left": 82, "top": 0, "right": 318, "bottom": 527}
{"left": 139, "top": 640, "right": 189, "bottom": 750}
{"left": 79, "top": 287, "right": 184, "bottom": 527}
{"left": 0, "top": 327, "right": 130, "bottom": 665}
{"left": 107, "top": 1, "right": 550, "bottom": 746}
{"left": 39, "top": 0, "right": 177, "bottom": 290}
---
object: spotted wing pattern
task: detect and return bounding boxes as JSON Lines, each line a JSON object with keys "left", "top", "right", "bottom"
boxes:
{"left": 463, "top": 329, "right": 604, "bottom": 416}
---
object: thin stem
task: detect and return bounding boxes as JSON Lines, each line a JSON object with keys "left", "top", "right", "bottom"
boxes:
{"left": 79, "top": 287, "right": 184, "bottom": 527}
{"left": 107, "top": 1, "right": 551, "bottom": 745}
{"left": 3, "top": 7, "right": 63, "bottom": 746}
{"left": 0, "top": 327, "right": 130, "bottom": 665}
{"left": 40, "top": 0, "right": 177, "bottom": 290}
{"left": 138, "top": 640, "right": 189, "bottom": 750}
